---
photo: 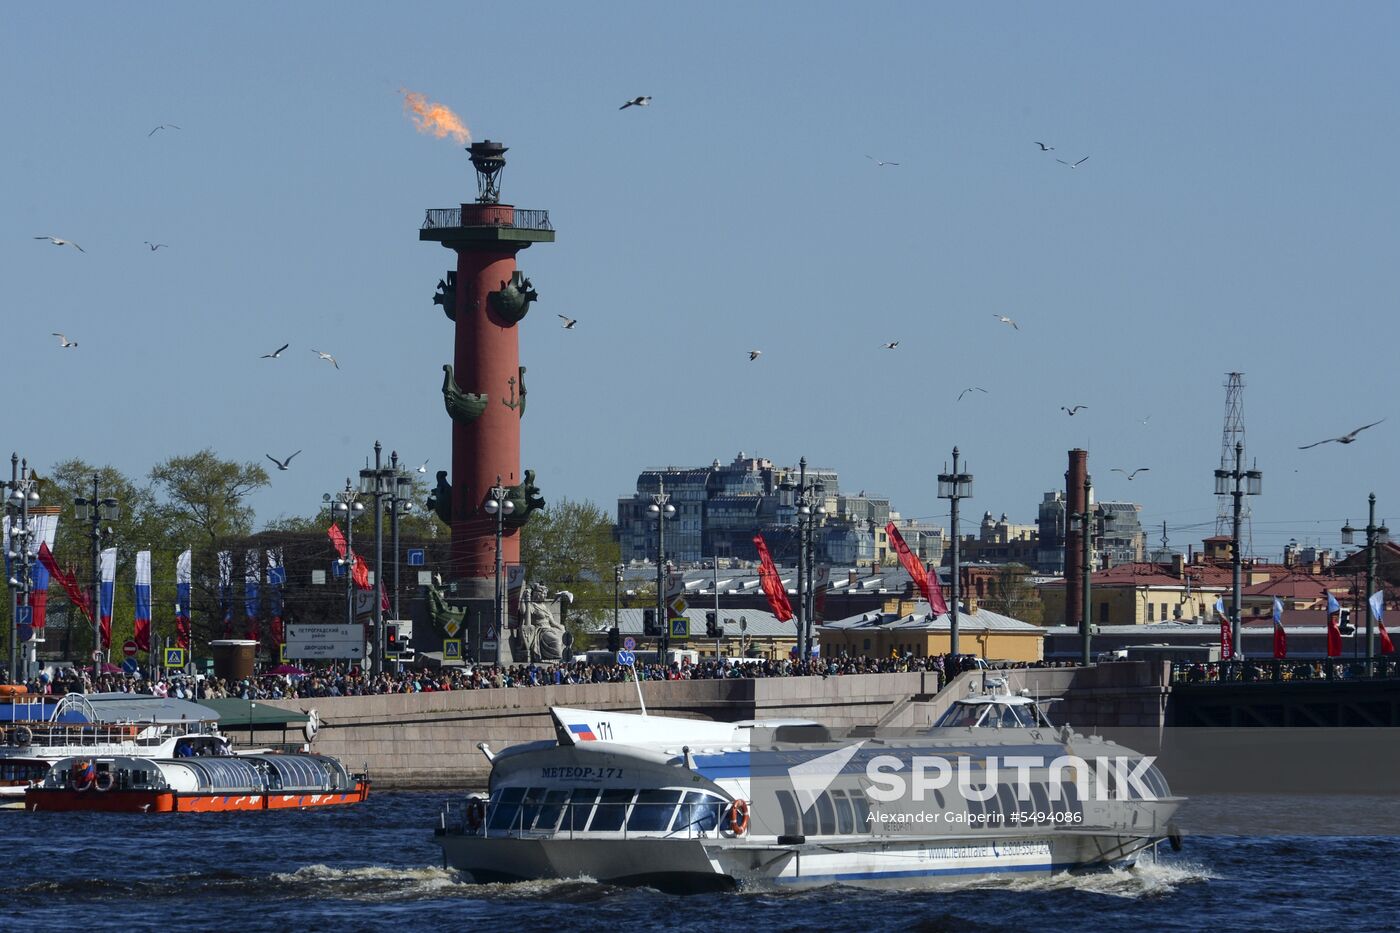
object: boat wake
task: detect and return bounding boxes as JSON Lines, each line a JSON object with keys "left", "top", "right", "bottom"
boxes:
{"left": 987, "top": 856, "right": 1216, "bottom": 899}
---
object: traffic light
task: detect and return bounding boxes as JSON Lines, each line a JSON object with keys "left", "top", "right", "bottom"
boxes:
{"left": 386, "top": 622, "right": 400, "bottom": 654}
{"left": 643, "top": 608, "right": 657, "bottom": 635}
{"left": 607, "top": 627, "right": 620, "bottom": 652}
{"left": 705, "top": 611, "right": 718, "bottom": 638}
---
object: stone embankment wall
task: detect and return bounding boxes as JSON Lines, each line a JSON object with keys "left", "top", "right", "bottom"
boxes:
{"left": 252, "top": 664, "right": 1165, "bottom": 789}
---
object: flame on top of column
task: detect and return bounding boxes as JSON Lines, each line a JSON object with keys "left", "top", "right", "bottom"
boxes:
{"left": 400, "top": 88, "right": 471, "bottom": 144}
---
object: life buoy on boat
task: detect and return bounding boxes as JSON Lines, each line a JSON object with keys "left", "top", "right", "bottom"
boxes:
{"left": 727, "top": 799, "right": 750, "bottom": 836}
{"left": 94, "top": 771, "right": 115, "bottom": 792}
{"left": 465, "top": 796, "right": 486, "bottom": 831}
{"left": 13, "top": 726, "right": 32, "bottom": 746}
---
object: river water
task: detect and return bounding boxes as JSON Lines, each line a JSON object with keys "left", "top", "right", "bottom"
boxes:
{"left": 1, "top": 792, "right": 1388, "bottom": 932}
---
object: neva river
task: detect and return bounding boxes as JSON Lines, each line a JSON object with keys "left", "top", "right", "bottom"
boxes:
{"left": 1, "top": 792, "right": 1389, "bottom": 932}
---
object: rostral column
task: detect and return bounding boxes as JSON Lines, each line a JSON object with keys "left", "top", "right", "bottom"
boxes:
{"left": 420, "top": 141, "right": 553, "bottom": 658}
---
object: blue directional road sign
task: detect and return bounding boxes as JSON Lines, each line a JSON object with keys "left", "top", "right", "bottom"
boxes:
{"left": 120, "top": 657, "right": 140, "bottom": 675}
{"left": 622, "top": 636, "right": 636, "bottom": 651}
{"left": 407, "top": 549, "right": 425, "bottom": 566}
{"left": 616, "top": 649, "right": 635, "bottom": 666}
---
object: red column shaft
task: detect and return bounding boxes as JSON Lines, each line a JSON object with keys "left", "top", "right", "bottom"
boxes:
{"left": 450, "top": 241, "right": 523, "bottom": 581}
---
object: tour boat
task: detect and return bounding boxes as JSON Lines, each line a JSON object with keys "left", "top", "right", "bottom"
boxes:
{"left": 433, "top": 679, "right": 1182, "bottom": 890}
{"left": 1, "top": 692, "right": 233, "bottom": 808}
{"left": 25, "top": 751, "right": 369, "bottom": 812}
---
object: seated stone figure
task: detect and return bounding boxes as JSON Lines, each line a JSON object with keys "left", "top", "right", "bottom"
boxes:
{"left": 520, "top": 583, "right": 565, "bottom": 662}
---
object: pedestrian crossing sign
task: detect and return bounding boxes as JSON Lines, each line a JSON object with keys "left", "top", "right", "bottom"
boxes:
{"left": 670, "top": 617, "right": 688, "bottom": 639}
{"left": 443, "top": 639, "right": 463, "bottom": 661}
{"left": 163, "top": 648, "right": 186, "bottom": 668}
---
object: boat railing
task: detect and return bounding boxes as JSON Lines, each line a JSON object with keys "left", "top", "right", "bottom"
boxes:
{"left": 1171, "top": 657, "right": 1400, "bottom": 685}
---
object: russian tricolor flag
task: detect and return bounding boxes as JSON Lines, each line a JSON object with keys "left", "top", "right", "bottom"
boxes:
{"left": 568, "top": 724, "right": 598, "bottom": 741}
{"left": 1272, "top": 596, "right": 1287, "bottom": 659}
{"left": 99, "top": 547, "right": 116, "bottom": 651}
{"left": 175, "top": 549, "right": 192, "bottom": 652}
{"left": 134, "top": 550, "right": 152, "bottom": 653}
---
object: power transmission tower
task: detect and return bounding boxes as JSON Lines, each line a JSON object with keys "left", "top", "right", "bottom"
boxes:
{"left": 1215, "top": 372, "right": 1253, "bottom": 553}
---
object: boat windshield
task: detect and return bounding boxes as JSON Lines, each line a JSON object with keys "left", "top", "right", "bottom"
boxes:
{"left": 934, "top": 701, "right": 1052, "bottom": 729}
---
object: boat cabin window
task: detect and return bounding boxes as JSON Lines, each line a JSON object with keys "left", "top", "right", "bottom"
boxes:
{"left": 775, "top": 788, "right": 873, "bottom": 836}
{"left": 589, "top": 788, "right": 634, "bottom": 832}
{"left": 935, "top": 703, "right": 988, "bottom": 728}
{"left": 487, "top": 786, "right": 527, "bottom": 832}
{"left": 1029, "top": 781, "right": 1051, "bottom": 817}
{"left": 566, "top": 788, "right": 598, "bottom": 831}
{"left": 535, "top": 789, "right": 571, "bottom": 832}
{"left": 626, "top": 790, "right": 682, "bottom": 832}
{"left": 676, "top": 791, "right": 722, "bottom": 832}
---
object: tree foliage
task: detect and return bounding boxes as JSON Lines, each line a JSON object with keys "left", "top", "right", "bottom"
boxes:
{"left": 520, "top": 497, "right": 620, "bottom": 641}
{"left": 979, "top": 563, "right": 1044, "bottom": 624}
{"left": 148, "top": 449, "right": 269, "bottom": 545}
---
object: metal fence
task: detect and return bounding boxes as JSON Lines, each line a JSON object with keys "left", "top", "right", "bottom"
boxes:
{"left": 421, "top": 208, "right": 553, "bottom": 231}
{"left": 1171, "top": 658, "right": 1400, "bottom": 685}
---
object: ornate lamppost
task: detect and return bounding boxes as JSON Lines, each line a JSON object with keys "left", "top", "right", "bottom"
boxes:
{"left": 4, "top": 455, "right": 41, "bottom": 680}
{"left": 647, "top": 480, "right": 676, "bottom": 657}
{"left": 483, "top": 478, "right": 515, "bottom": 666}
{"left": 72, "top": 475, "right": 119, "bottom": 675}
{"left": 1214, "top": 442, "right": 1262, "bottom": 658}
{"left": 1342, "top": 494, "right": 1389, "bottom": 668}
{"left": 937, "top": 448, "right": 973, "bottom": 658}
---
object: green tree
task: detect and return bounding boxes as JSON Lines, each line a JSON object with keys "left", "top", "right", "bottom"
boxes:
{"left": 520, "top": 497, "right": 621, "bottom": 645}
{"left": 980, "top": 563, "right": 1044, "bottom": 624}
{"left": 149, "top": 449, "right": 269, "bottom": 544}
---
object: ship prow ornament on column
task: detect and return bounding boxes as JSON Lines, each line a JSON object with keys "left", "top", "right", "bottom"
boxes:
{"left": 420, "top": 140, "right": 556, "bottom": 666}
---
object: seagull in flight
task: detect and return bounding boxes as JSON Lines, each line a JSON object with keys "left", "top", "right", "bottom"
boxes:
{"left": 881, "top": 341, "right": 900, "bottom": 350}
{"left": 748, "top": 350, "right": 762, "bottom": 361}
{"left": 1034, "top": 142, "right": 1055, "bottom": 151}
{"left": 51, "top": 333, "right": 78, "bottom": 348}
{"left": 148, "top": 124, "right": 181, "bottom": 137}
{"left": 1112, "top": 467, "right": 1150, "bottom": 480}
{"left": 1061, "top": 405, "right": 1088, "bottom": 416}
{"left": 994, "top": 314, "right": 1019, "bottom": 330}
{"left": 958, "top": 387, "right": 988, "bottom": 402}
{"left": 311, "top": 349, "right": 339, "bottom": 369}
{"left": 866, "top": 155, "right": 900, "bottom": 167}
{"left": 1056, "top": 156, "right": 1091, "bottom": 168}
{"left": 558, "top": 314, "right": 577, "bottom": 329}
{"left": 261, "top": 343, "right": 290, "bottom": 359}
{"left": 619, "top": 96, "right": 651, "bottom": 110}
{"left": 144, "top": 242, "right": 168, "bottom": 251}
{"left": 417, "top": 459, "right": 429, "bottom": 474}
{"left": 265, "top": 450, "right": 301, "bottom": 471}
{"left": 34, "top": 236, "right": 84, "bottom": 252}
{"left": 1298, "top": 419, "right": 1385, "bottom": 449}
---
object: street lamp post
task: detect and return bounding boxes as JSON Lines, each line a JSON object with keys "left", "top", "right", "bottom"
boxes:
{"left": 388, "top": 457, "right": 416, "bottom": 624}
{"left": 1341, "top": 494, "right": 1389, "bottom": 668}
{"left": 1214, "top": 442, "right": 1262, "bottom": 659}
{"left": 647, "top": 480, "right": 676, "bottom": 658}
{"left": 793, "top": 458, "right": 827, "bottom": 661}
{"left": 483, "top": 478, "right": 515, "bottom": 666}
{"left": 73, "top": 475, "right": 119, "bottom": 678}
{"left": 359, "top": 443, "right": 414, "bottom": 674}
{"left": 937, "top": 448, "right": 974, "bottom": 658}
{"left": 5, "top": 455, "right": 41, "bottom": 681}
{"left": 328, "top": 478, "right": 365, "bottom": 641}
{"left": 613, "top": 563, "right": 624, "bottom": 645}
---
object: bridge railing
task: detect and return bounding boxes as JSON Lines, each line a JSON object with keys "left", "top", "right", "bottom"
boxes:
{"left": 1171, "top": 658, "right": 1400, "bottom": 685}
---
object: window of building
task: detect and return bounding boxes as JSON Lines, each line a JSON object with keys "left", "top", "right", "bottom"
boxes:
{"left": 1161, "top": 602, "right": 1168, "bottom": 620}
{"left": 1146, "top": 603, "right": 1154, "bottom": 621}
{"left": 1098, "top": 602, "right": 1109, "bottom": 623}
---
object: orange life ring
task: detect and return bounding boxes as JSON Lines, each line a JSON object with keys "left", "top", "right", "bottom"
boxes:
{"left": 0, "top": 685, "right": 26, "bottom": 696}
{"left": 466, "top": 796, "right": 486, "bottom": 831}
{"left": 94, "top": 771, "right": 115, "bottom": 792}
{"left": 727, "top": 798, "right": 750, "bottom": 835}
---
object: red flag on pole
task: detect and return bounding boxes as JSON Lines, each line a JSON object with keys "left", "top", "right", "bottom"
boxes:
{"left": 752, "top": 533, "right": 794, "bottom": 622}
{"left": 327, "top": 524, "right": 372, "bottom": 591}
{"left": 1271, "top": 597, "right": 1287, "bottom": 660}
{"left": 886, "top": 522, "right": 947, "bottom": 615}
{"left": 1214, "top": 598, "right": 1233, "bottom": 661}
{"left": 37, "top": 542, "right": 94, "bottom": 623}
{"left": 1326, "top": 593, "right": 1344, "bottom": 657}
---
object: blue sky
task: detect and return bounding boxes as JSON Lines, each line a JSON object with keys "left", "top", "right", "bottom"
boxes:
{"left": 5, "top": 2, "right": 1399, "bottom": 558}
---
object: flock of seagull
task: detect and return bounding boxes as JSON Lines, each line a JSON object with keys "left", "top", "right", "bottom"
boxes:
{"left": 33, "top": 109, "right": 1388, "bottom": 485}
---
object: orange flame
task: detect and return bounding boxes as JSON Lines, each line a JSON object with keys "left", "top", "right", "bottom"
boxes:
{"left": 400, "top": 89, "right": 471, "bottom": 144}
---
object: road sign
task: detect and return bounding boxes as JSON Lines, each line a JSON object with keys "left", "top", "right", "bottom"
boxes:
{"left": 482, "top": 640, "right": 498, "bottom": 652}
{"left": 617, "top": 649, "right": 635, "bottom": 666}
{"left": 122, "top": 640, "right": 138, "bottom": 658}
{"left": 670, "top": 617, "right": 688, "bottom": 639}
{"left": 668, "top": 596, "right": 688, "bottom": 617}
{"left": 163, "top": 648, "right": 186, "bottom": 668}
{"left": 622, "top": 636, "right": 636, "bottom": 651}
{"left": 120, "top": 657, "right": 140, "bottom": 675}
{"left": 287, "top": 624, "right": 366, "bottom": 660}
{"left": 407, "top": 548, "right": 425, "bottom": 566}
{"left": 443, "top": 639, "right": 463, "bottom": 661}
{"left": 15, "top": 606, "right": 32, "bottom": 625}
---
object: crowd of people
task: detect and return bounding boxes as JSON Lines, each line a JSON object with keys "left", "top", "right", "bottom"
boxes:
{"left": 5, "top": 652, "right": 1079, "bottom": 702}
